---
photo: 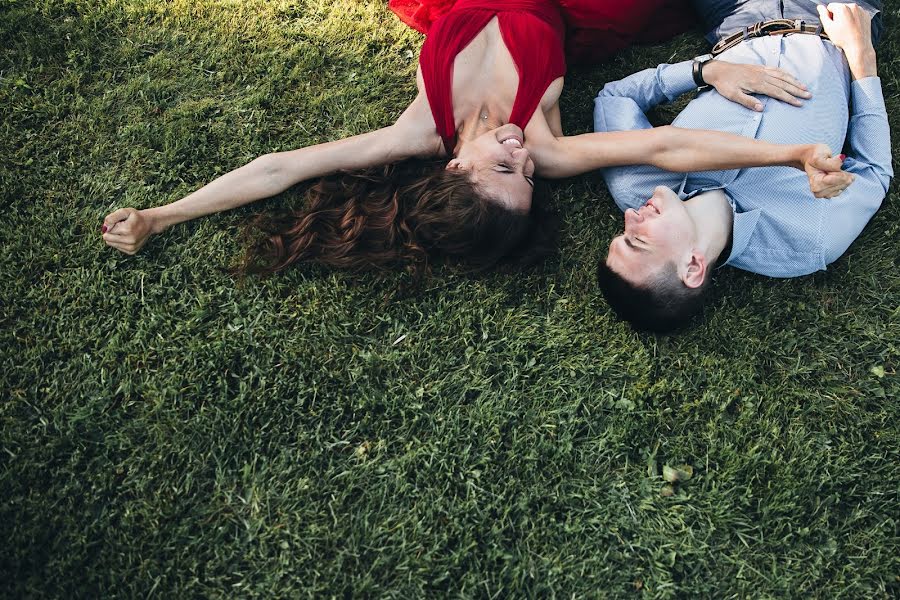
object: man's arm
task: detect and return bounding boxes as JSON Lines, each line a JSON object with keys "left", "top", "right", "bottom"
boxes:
{"left": 816, "top": 3, "right": 893, "bottom": 264}
{"left": 595, "top": 62, "right": 697, "bottom": 124}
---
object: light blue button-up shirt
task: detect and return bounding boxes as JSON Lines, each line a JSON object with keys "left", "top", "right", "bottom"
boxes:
{"left": 593, "top": 34, "right": 892, "bottom": 278}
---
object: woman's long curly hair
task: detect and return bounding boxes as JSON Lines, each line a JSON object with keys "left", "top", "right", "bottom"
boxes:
{"left": 237, "top": 159, "right": 557, "bottom": 278}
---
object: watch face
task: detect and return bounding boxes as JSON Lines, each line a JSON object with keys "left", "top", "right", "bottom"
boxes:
{"left": 695, "top": 53, "right": 714, "bottom": 63}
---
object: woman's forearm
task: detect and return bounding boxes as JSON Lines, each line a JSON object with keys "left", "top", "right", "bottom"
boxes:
{"left": 144, "top": 154, "right": 285, "bottom": 233}
{"left": 537, "top": 127, "right": 812, "bottom": 179}
{"left": 102, "top": 95, "right": 442, "bottom": 255}
{"left": 651, "top": 126, "right": 808, "bottom": 172}
{"left": 142, "top": 122, "right": 429, "bottom": 233}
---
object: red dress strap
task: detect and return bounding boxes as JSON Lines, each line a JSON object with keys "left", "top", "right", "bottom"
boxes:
{"left": 497, "top": 10, "right": 566, "bottom": 134}
{"left": 417, "top": 9, "right": 496, "bottom": 155}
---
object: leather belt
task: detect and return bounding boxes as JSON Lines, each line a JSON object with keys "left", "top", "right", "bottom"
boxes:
{"left": 711, "top": 19, "right": 830, "bottom": 57}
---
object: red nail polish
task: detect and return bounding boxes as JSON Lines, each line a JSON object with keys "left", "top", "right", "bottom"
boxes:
{"left": 839, "top": 154, "right": 846, "bottom": 161}
{"left": 101, "top": 225, "right": 108, "bottom": 234}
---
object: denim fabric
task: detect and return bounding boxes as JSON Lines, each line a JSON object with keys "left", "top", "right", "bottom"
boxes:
{"left": 691, "top": 0, "right": 883, "bottom": 45}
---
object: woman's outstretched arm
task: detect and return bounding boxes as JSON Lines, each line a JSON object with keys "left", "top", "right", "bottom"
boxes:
{"left": 102, "top": 96, "right": 440, "bottom": 254}
{"left": 531, "top": 126, "right": 852, "bottom": 199}
{"left": 528, "top": 58, "right": 851, "bottom": 198}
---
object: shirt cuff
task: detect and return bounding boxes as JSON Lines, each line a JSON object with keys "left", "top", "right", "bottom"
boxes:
{"left": 851, "top": 77, "right": 886, "bottom": 114}
{"left": 657, "top": 60, "right": 697, "bottom": 102}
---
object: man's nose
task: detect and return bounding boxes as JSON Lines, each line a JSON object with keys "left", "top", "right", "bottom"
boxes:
{"left": 625, "top": 207, "right": 643, "bottom": 225}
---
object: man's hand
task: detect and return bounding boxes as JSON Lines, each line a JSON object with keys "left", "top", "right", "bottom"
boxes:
{"left": 703, "top": 61, "right": 812, "bottom": 111}
{"left": 816, "top": 3, "right": 877, "bottom": 79}
{"left": 102, "top": 208, "right": 156, "bottom": 255}
{"left": 801, "top": 143, "right": 854, "bottom": 198}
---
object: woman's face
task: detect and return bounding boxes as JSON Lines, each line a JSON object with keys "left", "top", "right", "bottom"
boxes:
{"left": 447, "top": 124, "right": 536, "bottom": 213}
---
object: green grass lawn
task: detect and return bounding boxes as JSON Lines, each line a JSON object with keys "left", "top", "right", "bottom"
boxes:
{"left": 2, "top": 0, "right": 898, "bottom": 597}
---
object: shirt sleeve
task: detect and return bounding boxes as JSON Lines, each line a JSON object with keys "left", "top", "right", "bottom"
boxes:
{"left": 822, "top": 76, "right": 893, "bottom": 265}
{"left": 593, "top": 62, "right": 697, "bottom": 211}
{"left": 595, "top": 61, "right": 696, "bottom": 117}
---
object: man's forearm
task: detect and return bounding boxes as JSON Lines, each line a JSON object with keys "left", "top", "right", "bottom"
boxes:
{"left": 846, "top": 48, "right": 877, "bottom": 80}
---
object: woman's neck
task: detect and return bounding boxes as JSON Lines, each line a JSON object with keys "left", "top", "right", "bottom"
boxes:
{"left": 456, "top": 104, "right": 505, "bottom": 144}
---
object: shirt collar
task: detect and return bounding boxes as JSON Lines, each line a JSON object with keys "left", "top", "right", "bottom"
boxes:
{"left": 723, "top": 208, "right": 761, "bottom": 266}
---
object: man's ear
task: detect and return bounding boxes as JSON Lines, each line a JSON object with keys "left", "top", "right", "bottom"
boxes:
{"left": 446, "top": 159, "right": 464, "bottom": 170}
{"left": 681, "top": 251, "right": 707, "bottom": 289}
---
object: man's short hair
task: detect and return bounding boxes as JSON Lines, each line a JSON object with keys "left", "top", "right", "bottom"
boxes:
{"left": 596, "top": 260, "right": 711, "bottom": 333}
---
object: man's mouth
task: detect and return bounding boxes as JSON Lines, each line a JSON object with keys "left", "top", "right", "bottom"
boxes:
{"left": 645, "top": 198, "right": 661, "bottom": 215}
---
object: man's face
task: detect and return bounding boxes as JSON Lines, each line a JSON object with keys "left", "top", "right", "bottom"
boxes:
{"left": 605, "top": 186, "right": 697, "bottom": 284}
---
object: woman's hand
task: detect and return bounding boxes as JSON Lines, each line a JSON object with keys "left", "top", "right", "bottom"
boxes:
{"left": 702, "top": 60, "right": 812, "bottom": 111}
{"left": 800, "top": 144, "right": 854, "bottom": 198}
{"left": 102, "top": 208, "right": 157, "bottom": 255}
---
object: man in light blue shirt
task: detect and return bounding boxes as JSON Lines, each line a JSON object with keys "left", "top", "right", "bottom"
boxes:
{"left": 594, "top": 2, "right": 892, "bottom": 332}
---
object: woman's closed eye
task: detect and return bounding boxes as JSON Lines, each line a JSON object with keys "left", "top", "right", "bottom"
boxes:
{"left": 495, "top": 165, "right": 534, "bottom": 188}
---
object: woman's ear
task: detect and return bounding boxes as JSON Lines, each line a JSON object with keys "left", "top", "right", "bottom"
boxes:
{"left": 446, "top": 159, "right": 465, "bottom": 171}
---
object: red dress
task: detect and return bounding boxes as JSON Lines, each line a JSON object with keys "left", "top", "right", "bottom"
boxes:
{"left": 389, "top": 0, "right": 695, "bottom": 154}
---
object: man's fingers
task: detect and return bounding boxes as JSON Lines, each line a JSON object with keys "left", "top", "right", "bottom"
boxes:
{"left": 765, "top": 68, "right": 809, "bottom": 93}
{"left": 813, "top": 173, "right": 854, "bottom": 198}
{"left": 822, "top": 171, "right": 855, "bottom": 188}
{"left": 732, "top": 90, "right": 763, "bottom": 111}
{"left": 765, "top": 73, "right": 811, "bottom": 98}
{"left": 760, "top": 81, "right": 804, "bottom": 106}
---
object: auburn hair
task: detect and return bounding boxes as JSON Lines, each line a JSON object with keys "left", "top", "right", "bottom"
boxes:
{"left": 238, "top": 159, "right": 556, "bottom": 277}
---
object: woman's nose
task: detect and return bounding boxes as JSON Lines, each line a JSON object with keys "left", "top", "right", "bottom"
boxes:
{"left": 511, "top": 147, "right": 530, "bottom": 170}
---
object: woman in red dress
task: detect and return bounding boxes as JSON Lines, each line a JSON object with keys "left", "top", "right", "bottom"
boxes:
{"left": 102, "top": 0, "right": 846, "bottom": 276}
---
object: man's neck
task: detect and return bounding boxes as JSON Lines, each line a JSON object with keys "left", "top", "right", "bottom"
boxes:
{"left": 684, "top": 189, "right": 734, "bottom": 266}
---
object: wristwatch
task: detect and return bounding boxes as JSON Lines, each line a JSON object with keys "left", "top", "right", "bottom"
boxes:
{"left": 692, "top": 53, "right": 714, "bottom": 90}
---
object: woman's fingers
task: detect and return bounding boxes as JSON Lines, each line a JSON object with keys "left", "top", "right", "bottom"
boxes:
{"left": 103, "top": 230, "right": 143, "bottom": 254}
{"left": 104, "top": 238, "right": 136, "bottom": 254}
{"left": 102, "top": 207, "right": 134, "bottom": 234}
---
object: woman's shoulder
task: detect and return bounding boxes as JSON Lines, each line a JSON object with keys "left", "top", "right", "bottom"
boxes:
{"left": 396, "top": 93, "right": 446, "bottom": 158}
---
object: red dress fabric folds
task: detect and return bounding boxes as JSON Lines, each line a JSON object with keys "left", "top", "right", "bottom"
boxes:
{"left": 389, "top": 0, "right": 696, "bottom": 63}
{"left": 388, "top": 0, "right": 695, "bottom": 154}
{"left": 414, "top": 0, "right": 567, "bottom": 154}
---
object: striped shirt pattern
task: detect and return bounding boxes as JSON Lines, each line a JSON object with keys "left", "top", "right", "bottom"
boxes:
{"left": 593, "top": 34, "right": 892, "bottom": 278}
